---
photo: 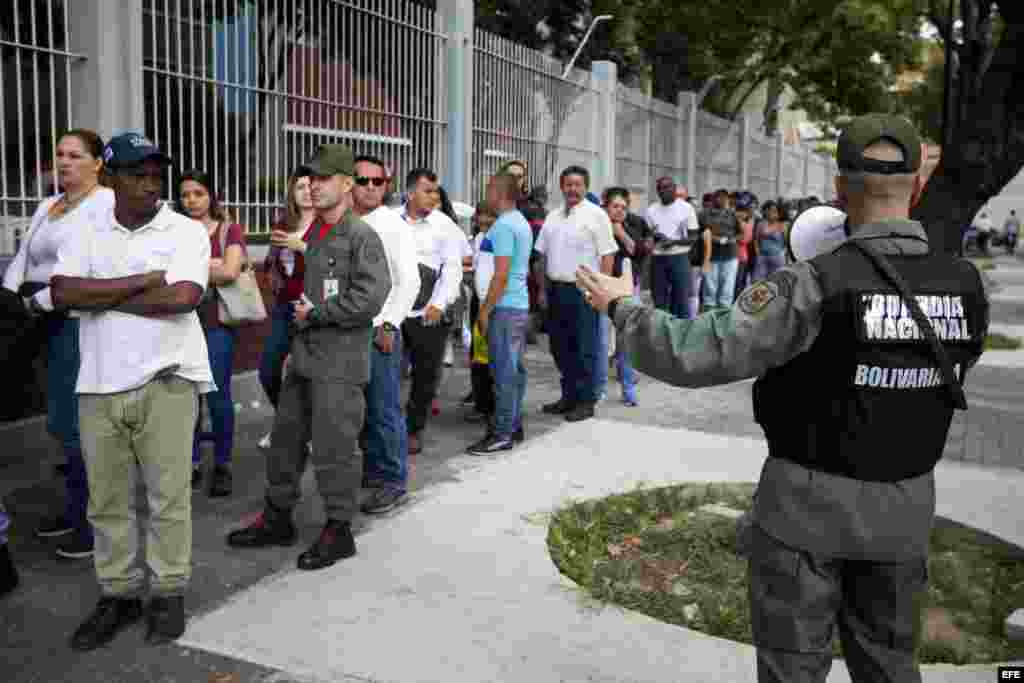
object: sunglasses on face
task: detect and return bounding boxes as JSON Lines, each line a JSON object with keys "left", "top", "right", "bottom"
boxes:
{"left": 354, "top": 176, "right": 387, "bottom": 187}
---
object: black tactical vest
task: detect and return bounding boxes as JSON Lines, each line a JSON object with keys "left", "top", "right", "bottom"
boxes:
{"left": 752, "top": 241, "right": 987, "bottom": 482}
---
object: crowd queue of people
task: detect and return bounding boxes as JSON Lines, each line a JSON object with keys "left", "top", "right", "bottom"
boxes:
{"left": 0, "top": 125, "right": 824, "bottom": 652}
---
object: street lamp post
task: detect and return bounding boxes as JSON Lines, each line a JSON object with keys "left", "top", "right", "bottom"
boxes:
{"left": 562, "top": 15, "right": 613, "bottom": 79}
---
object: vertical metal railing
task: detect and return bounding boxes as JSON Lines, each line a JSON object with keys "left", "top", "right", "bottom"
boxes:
{"left": 0, "top": 0, "right": 80, "bottom": 255}
{"left": 142, "top": 0, "right": 448, "bottom": 236}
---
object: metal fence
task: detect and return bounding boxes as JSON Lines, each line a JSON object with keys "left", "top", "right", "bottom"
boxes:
{"left": 0, "top": 0, "right": 76, "bottom": 254}
{"left": 142, "top": 0, "right": 448, "bottom": 235}
{"left": 2, "top": 0, "right": 837, "bottom": 256}
{"left": 471, "top": 28, "right": 597, "bottom": 204}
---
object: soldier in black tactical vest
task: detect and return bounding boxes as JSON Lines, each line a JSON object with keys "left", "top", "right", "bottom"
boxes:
{"left": 576, "top": 114, "right": 989, "bottom": 683}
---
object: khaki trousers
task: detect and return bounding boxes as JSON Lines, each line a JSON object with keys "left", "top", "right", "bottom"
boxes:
{"left": 79, "top": 375, "right": 199, "bottom": 598}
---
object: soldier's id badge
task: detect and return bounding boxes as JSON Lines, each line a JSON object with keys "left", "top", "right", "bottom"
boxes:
{"left": 323, "top": 278, "right": 339, "bottom": 299}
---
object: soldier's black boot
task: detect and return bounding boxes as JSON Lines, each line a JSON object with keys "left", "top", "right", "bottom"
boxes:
{"left": 297, "top": 520, "right": 356, "bottom": 571}
{"left": 226, "top": 500, "right": 297, "bottom": 548}
{"left": 0, "top": 544, "right": 18, "bottom": 598}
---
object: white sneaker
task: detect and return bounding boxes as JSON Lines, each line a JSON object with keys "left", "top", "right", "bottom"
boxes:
{"left": 258, "top": 432, "right": 272, "bottom": 449}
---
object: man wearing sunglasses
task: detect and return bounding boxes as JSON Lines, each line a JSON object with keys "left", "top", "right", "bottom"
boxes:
{"left": 351, "top": 156, "right": 420, "bottom": 513}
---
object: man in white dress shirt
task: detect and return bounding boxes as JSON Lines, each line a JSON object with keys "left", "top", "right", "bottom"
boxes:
{"left": 535, "top": 165, "right": 617, "bottom": 423}
{"left": 400, "top": 168, "right": 464, "bottom": 454}
{"left": 351, "top": 155, "right": 420, "bottom": 512}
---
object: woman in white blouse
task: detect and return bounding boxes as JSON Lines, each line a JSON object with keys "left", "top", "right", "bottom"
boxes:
{"left": 2, "top": 129, "right": 115, "bottom": 561}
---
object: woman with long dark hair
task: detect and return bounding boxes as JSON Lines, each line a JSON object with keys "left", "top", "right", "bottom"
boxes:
{"left": 754, "top": 200, "right": 789, "bottom": 281}
{"left": 3, "top": 129, "right": 114, "bottom": 560}
{"left": 178, "top": 170, "right": 246, "bottom": 497}
{"left": 258, "top": 167, "right": 316, "bottom": 448}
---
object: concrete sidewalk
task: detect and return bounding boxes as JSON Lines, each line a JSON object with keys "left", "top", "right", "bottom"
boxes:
{"left": 179, "top": 420, "right": 1022, "bottom": 683}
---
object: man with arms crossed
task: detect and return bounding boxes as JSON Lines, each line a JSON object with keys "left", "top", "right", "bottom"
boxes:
{"left": 51, "top": 134, "right": 213, "bottom": 650}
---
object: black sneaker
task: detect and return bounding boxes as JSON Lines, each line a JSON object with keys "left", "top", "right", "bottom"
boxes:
{"left": 36, "top": 515, "right": 73, "bottom": 538}
{"left": 0, "top": 544, "right": 18, "bottom": 598}
{"left": 467, "top": 435, "right": 515, "bottom": 456}
{"left": 513, "top": 426, "right": 525, "bottom": 443}
{"left": 208, "top": 464, "right": 232, "bottom": 498}
{"left": 55, "top": 530, "right": 94, "bottom": 560}
{"left": 360, "top": 488, "right": 408, "bottom": 515}
{"left": 226, "top": 503, "right": 297, "bottom": 548}
{"left": 542, "top": 399, "right": 574, "bottom": 415}
{"left": 565, "top": 402, "right": 596, "bottom": 422}
{"left": 297, "top": 520, "right": 356, "bottom": 571}
{"left": 191, "top": 467, "right": 202, "bottom": 491}
{"left": 70, "top": 597, "right": 144, "bottom": 651}
{"left": 145, "top": 595, "right": 185, "bottom": 645}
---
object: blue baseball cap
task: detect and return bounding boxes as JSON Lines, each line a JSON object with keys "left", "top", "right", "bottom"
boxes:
{"left": 103, "top": 133, "right": 172, "bottom": 170}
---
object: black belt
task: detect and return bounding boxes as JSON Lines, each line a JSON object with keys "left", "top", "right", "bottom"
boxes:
{"left": 549, "top": 280, "right": 577, "bottom": 286}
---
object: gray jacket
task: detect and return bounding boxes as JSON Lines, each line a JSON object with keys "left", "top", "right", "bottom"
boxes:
{"left": 291, "top": 209, "right": 391, "bottom": 385}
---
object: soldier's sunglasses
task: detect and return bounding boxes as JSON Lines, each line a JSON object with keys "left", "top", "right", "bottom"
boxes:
{"left": 354, "top": 176, "right": 387, "bottom": 187}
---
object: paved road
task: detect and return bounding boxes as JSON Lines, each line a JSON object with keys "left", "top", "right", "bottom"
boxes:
{"left": 3, "top": 253, "right": 1023, "bottom": 682}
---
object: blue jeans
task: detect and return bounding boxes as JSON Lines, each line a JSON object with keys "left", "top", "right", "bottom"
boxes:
{"left": 613, "top": 281, "right": 641, "bottom": 401}
{"left": 703, "top": 258, "right": 739, "bottom": 309}
{"left": 258, "top": 302, "right": 294, "bottom": 408}
{"left": 547, "top": 282, "right": 601, "bottom": 404}
{"left": 754, "top": 251, "right": 786, "bottom": 282}
{"left": 193, "top": 326, "right": 236, "bottom": 466}
{"left": 651, "top": 253, "right": 691, "bottom": 319}
{"left": 488, "top": 307, "right": 529, "bottom": 438}
{"left": 688, "top": 268, "right": 703, "bottom": 319}
{"left": 47, "top": 315, "right": 91, "bottom": 541}
{"left": 595, "top": 314, "right": 610, "bottom": 397}
{"left": 363, "top": 331, "right": 408, "bottom": 492}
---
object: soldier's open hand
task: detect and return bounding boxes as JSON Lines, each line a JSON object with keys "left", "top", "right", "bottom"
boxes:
{"left": 576, "top": 264, "right": 633, "bottom": 314}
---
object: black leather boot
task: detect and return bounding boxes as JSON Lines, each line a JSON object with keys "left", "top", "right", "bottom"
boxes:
{"left": 226, "top": 500, "right": 297, "bottom": 548}
{"left": 296, "top": 520, "right": 356, "bottom": 571}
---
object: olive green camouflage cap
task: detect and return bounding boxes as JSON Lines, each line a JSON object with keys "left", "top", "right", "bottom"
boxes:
{"left": 306, "top": 144, "right": 356, "bottom": 177}
{"left": 836, "top": 114, "right": 922, "bottom": 175}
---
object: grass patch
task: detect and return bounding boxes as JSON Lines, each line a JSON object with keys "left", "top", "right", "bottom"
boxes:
{"left": 986, "top": 333, "right": 1023, "bottom": 351}
{"left": 547, "top": 483, "right": 1024, "bottom": 665}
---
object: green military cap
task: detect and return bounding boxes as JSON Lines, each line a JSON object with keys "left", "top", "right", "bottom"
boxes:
{"left": 837, "top": 113, "right": 922, "bottom": 175}
{"left": 307, "top": 144, "right": 356, "bottom": 177}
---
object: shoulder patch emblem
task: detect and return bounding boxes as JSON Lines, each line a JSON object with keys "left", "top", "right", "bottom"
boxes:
{"left": 738, "top": 281, "right": 778, "bottom": 315}
{"left": 766, "top": 270, "right": 797, "bottom": 299}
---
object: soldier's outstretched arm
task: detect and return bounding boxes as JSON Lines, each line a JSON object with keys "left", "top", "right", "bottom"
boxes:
{"left": 612, "top": 264, "right": 825, "bottom": 389}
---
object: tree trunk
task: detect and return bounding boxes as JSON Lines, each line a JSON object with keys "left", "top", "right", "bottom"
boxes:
{"left": 912, "top": 5, "right": 1024, "bottom": 257}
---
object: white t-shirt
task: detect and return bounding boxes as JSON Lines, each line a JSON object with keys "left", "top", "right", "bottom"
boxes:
{"left": 2, "top": 188, "right": 116, "bottom": 310}
{"left": 972, "top": 214, "right": 993, "bottom": 233}
{"left": 645, "top": 198, "right": 698, "bottom": 242}
{"left": 362, "top": 206, "right": 421, "bottom": 328}
{"left": 535, "top": 201, "right": 617, "bottom": 282}
{"left": 52, "top": 203, "right": 215, "bottom": 395}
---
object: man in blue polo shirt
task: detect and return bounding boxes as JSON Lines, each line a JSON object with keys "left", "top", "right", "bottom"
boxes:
{"left": 467, "top": 174, "right": 533, "bottom": 454}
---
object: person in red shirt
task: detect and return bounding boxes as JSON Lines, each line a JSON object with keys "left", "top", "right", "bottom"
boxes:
{"left": 179, "top": 170, "right": 247, "bottom": 497}
{"left": 258, "top": 167, "right": 315, "bottom": 448}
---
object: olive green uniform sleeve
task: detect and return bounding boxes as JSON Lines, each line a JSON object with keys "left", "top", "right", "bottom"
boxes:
{"left": 611, "top": 264, "right": 824, "bottom": 388}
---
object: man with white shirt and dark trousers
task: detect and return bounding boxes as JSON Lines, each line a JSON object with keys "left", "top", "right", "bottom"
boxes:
{"left": 401, "top": 168, "right": 464, "bottom": 455}
{"left": 645, "top": 177, "right": 699, "bottom": 319}
{"left": 536, "top": 166, "right": 617, "bottom": 423}
{"left": 350, "top": 155, "right": 421, "bottom": 513}
{"left": 49, "top": 134, "right": 214, "bottom": 650}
